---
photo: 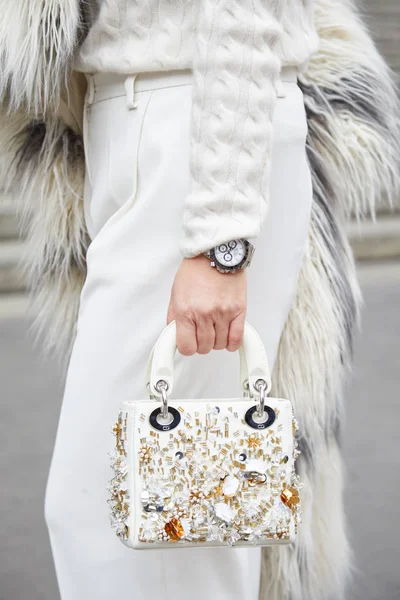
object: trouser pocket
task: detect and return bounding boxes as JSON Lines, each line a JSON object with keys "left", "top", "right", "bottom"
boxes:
{"left": 83, "top": 83, "right": 154, "bottom": 239}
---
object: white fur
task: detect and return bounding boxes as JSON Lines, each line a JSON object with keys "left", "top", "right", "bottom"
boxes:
{"left": 273, "top": 209, "right": 362, "bottom": 458}
{"left": 0, "top": 0, "right": 80, "bottom": 114}
{"left": 300, "top": 0, "right": 400, "bottom": 220}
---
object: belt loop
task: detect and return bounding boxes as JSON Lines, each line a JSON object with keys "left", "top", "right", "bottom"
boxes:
{"left": 86, "top": 74, "right": 95, "bottom": 105}
{"left": 125, "top": 75, "right": 138, "bottom": 109}
{"left": 275, "top": 77, "right": 286, "bottom": 98}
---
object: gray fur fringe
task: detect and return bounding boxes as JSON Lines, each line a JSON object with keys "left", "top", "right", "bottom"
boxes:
{"left": 261, "top": 2, "right": 400, "bottom": 599}
{"left": 0, "top": 0, "right": 399, "bottom": 599}
{"left": 0, "top": 107, "right": 88, "bottom": 365}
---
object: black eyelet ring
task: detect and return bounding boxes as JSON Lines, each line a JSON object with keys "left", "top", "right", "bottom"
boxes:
{"left": 245, "top": 405, "right": 276, "bottom": 430}
{"left": 149, "top": 406, "right": 181, "bottom": 432}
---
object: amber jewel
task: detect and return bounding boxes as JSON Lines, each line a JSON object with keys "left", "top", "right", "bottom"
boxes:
{"left": 164, "top": 518, "right": 185, "bottom": 542}
{"left": 280, "top": 485, "right": 300, "bottom": 510}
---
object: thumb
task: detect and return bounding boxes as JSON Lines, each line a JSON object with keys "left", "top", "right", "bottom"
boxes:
{"left": 166, "top": 301, "right": 176, "bottom": 326}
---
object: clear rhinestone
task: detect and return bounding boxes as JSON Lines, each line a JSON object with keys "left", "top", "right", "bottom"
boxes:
{"left": 208, "top": 524, "right": 226, "bottom": 542}
{"left": 226, "top": 530, "right": 241, "bottom": 546}
{"left": 214, "top": 502, "right": 236, "bottom": 525}
{"left": 222, "top": 474, "right": 240, "bottom": 497}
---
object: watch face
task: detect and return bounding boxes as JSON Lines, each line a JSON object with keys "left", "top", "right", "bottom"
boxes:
{"left": 214, "top": 239, "right": 247, "bottom": 268}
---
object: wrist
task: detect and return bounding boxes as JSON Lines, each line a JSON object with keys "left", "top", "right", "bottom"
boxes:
{"left": 183, "top": 253, "right": 210, "bottom": 264}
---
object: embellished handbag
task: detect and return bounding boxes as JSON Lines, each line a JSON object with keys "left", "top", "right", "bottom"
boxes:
{"left": 108, "top": 319, "right": 302, "bottom": 548}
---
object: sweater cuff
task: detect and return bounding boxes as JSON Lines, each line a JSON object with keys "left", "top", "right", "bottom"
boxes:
{"left": 179, "top": 208, "right": 263, "bottom": 259}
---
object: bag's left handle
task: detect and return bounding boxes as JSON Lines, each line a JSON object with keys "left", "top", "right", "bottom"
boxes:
{"left": 145, "top": 320, "right": 271, "bottom": 400}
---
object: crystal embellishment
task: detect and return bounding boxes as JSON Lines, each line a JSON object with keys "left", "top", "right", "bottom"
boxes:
{"left": 109, "top": 400, "right": 303, "bottom": 547}
{"left": 108, "top": 412, "right": 130, "bottom": 540}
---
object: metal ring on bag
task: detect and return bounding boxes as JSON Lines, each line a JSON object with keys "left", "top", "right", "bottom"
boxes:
{"left": 154, "top": 379, "right": 169, "bottom": 419}
{"left": 149, "top": 379, "right": 180, "bottom": 431}
{"left": 149, "top": 406, "right": 181, "bottom": 432}
{"left": 245, "top": 378, "right": 275, "bottom": 429}
{"left": 244, "top": 405, "right": 276, "bottom": 430}
{"left": 254, "top": 378, "right": 268, "bottom": 418}
{"left": 242, "top": 378, "right": 251, "bottom": 398}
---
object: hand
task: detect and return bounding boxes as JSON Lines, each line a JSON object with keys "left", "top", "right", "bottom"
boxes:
{"left": 166, "top": 254, "right": 247, "bottom": 356}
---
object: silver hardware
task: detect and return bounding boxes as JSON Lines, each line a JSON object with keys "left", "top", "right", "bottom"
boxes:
{"left": 146, "top": 380, "right": 155, "bottom": 399}
{"left": 242, "top": 378, "right": 255, "bottom": 398}
{"left": 254, "top": 378, "right": 268, "bottom": 418}
{"left": 241, "top": 471, "right": 267, "bottom": 484}
{"left": 154, "top": 379, "right": 169, "bottom": 419}
{"left": 246, "top": 243, "right": 255, "bottom": 267}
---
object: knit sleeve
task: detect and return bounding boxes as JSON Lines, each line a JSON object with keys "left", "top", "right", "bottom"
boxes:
{"left": 178, "top": 0, "right": 283, "bottom": 258}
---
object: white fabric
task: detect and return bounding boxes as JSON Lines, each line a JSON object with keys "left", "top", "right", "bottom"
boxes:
{"left": 44, "top": 68, "right": 313, "bottom": 600}
{"left": 76, "top": 1, "right": 318, "bottom": 75}
{"left": 75, "top": 1, "right": 319, "bottom": 259}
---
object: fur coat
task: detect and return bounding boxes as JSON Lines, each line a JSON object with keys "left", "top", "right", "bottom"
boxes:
{"left": 1, "top": 1, "right": 399, "bottom": 599}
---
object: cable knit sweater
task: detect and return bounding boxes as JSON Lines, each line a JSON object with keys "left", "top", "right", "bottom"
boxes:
{"left": 75, "top": 1, "right": 319, "bottom": 258}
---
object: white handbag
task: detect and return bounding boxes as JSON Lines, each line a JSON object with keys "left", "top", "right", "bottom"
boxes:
{"left": 108, "top": 319, "right": 302, "bottom": 549}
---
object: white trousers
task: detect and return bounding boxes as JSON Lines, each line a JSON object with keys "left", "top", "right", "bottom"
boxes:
{"left": 45, "top": 67, "right": 313, "bottom": 600}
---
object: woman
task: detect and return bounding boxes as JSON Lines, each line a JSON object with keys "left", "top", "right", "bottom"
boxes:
{"left": 1, "top": 1, "right": 399, "bottom": 599}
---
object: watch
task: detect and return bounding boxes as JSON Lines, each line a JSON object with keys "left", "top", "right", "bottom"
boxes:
{"left": 203, "top": 238, "right": 255, "bottom": 274}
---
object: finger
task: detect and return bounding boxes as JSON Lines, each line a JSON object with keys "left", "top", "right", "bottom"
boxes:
{"left": 176, "top": 318, "right": 197, "bottom": 356}
{"left": 226, "top": 314, "right": 245, "bottom": 352}
{"left": 213, "top": 318, "right": 230, "bottom": 350}
{"left": 166, "top": 302, "right": 175, "bottom": 326}
{"left": 196, "top": 316, "right": 215, "bottom": 354}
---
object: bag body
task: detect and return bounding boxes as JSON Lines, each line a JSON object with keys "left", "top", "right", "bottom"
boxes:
{"left": 108, "top": 320, "right": 302, "bottom": 549}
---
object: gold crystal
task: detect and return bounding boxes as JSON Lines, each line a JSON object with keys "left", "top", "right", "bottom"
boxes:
{"left": 164, "top": 518, "right": 185, "bottom": 541}
{"left": 280, "top": 484, "right": 300, "bottom": 509}
{"left": 113, "top": 422, "right": 122, "bottom": 437}
{"left": 247, "top": 435, "right": 262, "bottom": 450}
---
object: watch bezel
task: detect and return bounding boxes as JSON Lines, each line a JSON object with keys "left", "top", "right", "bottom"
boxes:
{"left": 209, "top": 238, "right": 251, "bottom": 272}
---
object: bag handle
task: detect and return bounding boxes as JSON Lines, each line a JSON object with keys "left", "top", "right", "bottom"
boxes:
{"left": 145, "top": 336, "right": 253, "bottom": 398}
{"left": 145, "top": 320, "right": 271, "bottom": 399}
